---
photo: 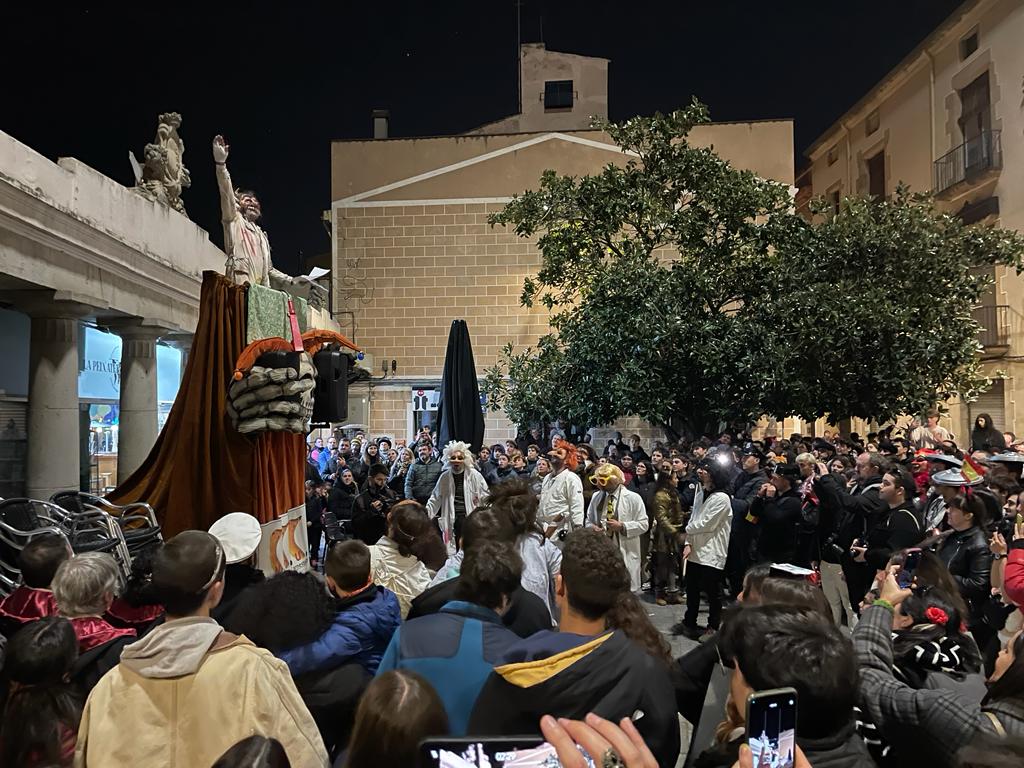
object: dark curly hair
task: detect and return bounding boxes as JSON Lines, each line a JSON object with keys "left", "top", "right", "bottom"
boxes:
{"left": 893, "top": 585, "right": 981, "bottom": 676}
{"left": 221, "top": 571, "right": 336, "bottom": 653}
{"left": 560, "top": 529, "right": 672, "bottom": 666}
{"left": 387, "top": 501, "right": 446, "bottom": 571}
{"left": 483, "top": 479, "right": 543, "bottom": 541}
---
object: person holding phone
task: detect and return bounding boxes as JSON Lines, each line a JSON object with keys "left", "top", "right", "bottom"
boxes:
{"left": 855, "top": 584, "right": 984, "bottom": 766}
{"left": 854, "top": 569, "right": 1024, "bottom": 764}
{"left": 692, "top": 604, "right": 869, "bottom": 768}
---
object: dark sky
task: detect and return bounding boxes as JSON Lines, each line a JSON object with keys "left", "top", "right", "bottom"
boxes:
{"left": 5, "top": 1, "right": 964, "bottom": 275}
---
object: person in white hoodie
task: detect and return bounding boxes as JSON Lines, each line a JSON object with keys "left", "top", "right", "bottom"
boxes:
{"left": 677, "top": 456, "right": 734, "bottom": 641}
{"left": 74, "top": 530, "right": 327, "bottom": 768}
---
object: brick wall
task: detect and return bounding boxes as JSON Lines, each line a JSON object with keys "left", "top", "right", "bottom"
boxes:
{"left": 334, "top": 202, "right": 551, "bottom": 377}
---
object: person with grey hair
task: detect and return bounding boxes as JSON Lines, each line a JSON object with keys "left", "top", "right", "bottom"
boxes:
{"left": 53, "top": 552, "right": 136, "bottom": 654}
{"left": 52, "top": 552, "right": 137, "bottom": 692}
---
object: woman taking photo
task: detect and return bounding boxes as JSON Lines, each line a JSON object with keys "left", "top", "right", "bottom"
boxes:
{"left": 855, "top": 570, "right": 1024, "bottom": 765}
{"left": 677, "top": 459, "right": 733, "bottom": 640}
{"left": 856, "top": 585, "right": 983, "bottom": 766}
{"left": 387, "top": 448, "right": 414, "bottom": 497}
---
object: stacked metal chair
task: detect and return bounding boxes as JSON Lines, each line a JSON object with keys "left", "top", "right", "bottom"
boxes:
{"left": 50, "top": 492, "right": 162, "bottom": 561}
{"left": 0, "top": 496, "right": 133, "bottom": 596}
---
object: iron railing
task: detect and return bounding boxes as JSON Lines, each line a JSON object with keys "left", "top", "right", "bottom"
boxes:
{"left": 934, "top": 130, "right": 1001, "bottom": 195}
{"left": 973, "top": 304, "right": 1009, "bottom": 350}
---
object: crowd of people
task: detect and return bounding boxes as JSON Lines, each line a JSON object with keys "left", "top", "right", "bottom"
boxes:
{"left": 2, "top": 413, "right": 1024, "bottom": 767}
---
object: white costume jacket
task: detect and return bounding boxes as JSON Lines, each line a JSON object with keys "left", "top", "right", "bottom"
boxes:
{"left": 586, "top": 485, "right": 649, "bottom": 591}
{"left": 538, "top": 469, "right": 585, "bottom": 547}
{"left": 426, "top": 466, "right": 489, "bottom": 552}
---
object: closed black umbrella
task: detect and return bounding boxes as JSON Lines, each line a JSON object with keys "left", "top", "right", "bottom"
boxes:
{"left": 436, "top": 320, "right": 485, "bottom": 453}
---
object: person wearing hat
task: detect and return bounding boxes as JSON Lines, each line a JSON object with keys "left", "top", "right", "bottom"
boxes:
{"left": 812, "top": 438, "right": 837, "bottom": 463}
{"left": 989, "top": 451, "right": 1024, "bottom": 483}
{"left": 750, "top": 463, "right": 806, "bottom": 567}
{"left": 921, "top": 460, "right": 973, "bottom": 531}
{"left": 208, "top": 513, "right": 265, "bottom": 624}
{"left": 724, "top": 445, "right": 769, "bottom": 597}
{"left": 75, "top": 530, "right": 328, "bottom": 768}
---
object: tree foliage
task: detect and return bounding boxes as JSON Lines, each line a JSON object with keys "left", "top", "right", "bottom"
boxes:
{"left": 482, "top": 102, "right": 1024, "bottom": 437}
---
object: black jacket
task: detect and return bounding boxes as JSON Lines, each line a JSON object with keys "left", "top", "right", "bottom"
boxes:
{"left": 327, "top": 483, "right": 357, "bottom": 520}
{"left": 406, "top": 578, "right": 553, "bottom": 638}
{"left": 351, "top": 484, "right": 398, "bottom": 545}
{"left": 751, "top": 488, "right": 804, "bottom": 565}
{"left": 731, "top": 470, "right": 767, "bottom": 519}
{"left": 294, "top": 662, "right": 371, "bottom": 758}
{"left": 469, "top": 630, "right": 680, "bottom": 767}
{"left": 866, "top": 502, "right": 924, "bottom": 563}
{"left": 937, "top": 525, "right": 992, "bottom": 622}
{"left": 815, "top": 473, "right": 886, "bottom": 551}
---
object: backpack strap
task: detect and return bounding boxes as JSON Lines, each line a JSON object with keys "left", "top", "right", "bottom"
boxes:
{"left": 984, "top": 711, "right": 1006, "bottom": 736}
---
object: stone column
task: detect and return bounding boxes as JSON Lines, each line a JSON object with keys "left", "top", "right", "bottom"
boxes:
{"left": 162, "top": 332, "right": 194, "bottom": 384}
{"left": 27, "top": 315, "right": 83, "bottom": 499}
{"left": 113, "top": 323, "right": 164, "bottom": 484}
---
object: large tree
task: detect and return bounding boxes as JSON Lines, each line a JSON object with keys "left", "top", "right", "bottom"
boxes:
{"left": 482, "top": 103, "right": 1024, "bottom": 437}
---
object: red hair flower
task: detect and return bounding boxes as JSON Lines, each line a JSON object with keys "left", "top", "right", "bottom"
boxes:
{"left": 925, "top": 607, "right": 949, "bottom": 626}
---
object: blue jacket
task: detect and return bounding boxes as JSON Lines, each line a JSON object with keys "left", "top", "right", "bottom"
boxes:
{"left": 277, "top": 584, "right": 400, "bottom": 677}
{"left": 376, "top": 600, "right": 520, "bottom": 735}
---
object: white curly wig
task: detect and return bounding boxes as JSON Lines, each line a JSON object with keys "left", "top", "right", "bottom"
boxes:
{"left": 442, "top": 440, "right": 473, "bottom": 465}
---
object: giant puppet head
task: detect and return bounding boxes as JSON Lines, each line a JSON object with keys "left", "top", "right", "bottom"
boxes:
{"left": 547, "top": 437, "right": 579, "bottom": 472}
{"left": 235, "top": 188, "right": 262, "bottom": 223}
{"left": 443, "top": 440, "right": 472, "bottom": 474}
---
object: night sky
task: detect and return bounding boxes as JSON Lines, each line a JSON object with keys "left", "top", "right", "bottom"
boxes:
{"left": 5, "top": 1, "right": 964, "bottom": 275}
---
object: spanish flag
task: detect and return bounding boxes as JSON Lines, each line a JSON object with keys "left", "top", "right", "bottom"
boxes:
{"left": 961, "top": 454, "right": 986, "bottom": 484}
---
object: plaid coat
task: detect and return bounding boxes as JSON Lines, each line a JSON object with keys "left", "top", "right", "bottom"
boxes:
{"left": 854, "top": 603, "right": 1024, "bottom": 765}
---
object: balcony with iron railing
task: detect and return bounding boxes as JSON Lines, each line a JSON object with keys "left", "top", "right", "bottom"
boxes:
{"left": 933, "top": 130, "right": 1002, "bottom": 198}
{"left": 973, "top": 304, "right": 1009, "bottom": 357}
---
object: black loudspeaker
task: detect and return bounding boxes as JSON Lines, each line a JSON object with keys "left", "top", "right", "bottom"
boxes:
{"left": 312, "top": 349, "right": 349, "bottom": 423}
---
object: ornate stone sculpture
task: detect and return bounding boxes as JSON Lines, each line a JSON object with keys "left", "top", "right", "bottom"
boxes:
{"left": 135, "top": 113, "right": 190, "bottom": 215}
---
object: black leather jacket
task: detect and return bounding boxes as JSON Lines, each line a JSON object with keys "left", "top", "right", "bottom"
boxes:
{"left": 937, "top": 525, "right": 992, "bottom": 618}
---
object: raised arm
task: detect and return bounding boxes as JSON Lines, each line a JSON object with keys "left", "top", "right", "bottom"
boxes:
{"left": 212, "top": 135, "right": 237, "bottom": 259}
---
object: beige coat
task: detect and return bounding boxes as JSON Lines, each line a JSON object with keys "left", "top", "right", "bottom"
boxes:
{"left": 75, "top": 624, "right": 327, "bottom": 768}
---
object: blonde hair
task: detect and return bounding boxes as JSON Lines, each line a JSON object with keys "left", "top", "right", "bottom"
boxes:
{"left": 796, "top": 452, "right": 815, "bottom": 465}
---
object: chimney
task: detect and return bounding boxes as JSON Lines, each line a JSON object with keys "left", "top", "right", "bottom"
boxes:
{"left": 372, "top": 109, "right": 390, "bottom": 139}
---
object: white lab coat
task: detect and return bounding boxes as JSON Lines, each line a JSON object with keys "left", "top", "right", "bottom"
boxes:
{"left": 426, "top": 467, "right": 489, "bottom": 553}
{"left": 587, "top": 485, "right": 649, "bottom": 591}
{"left": 538, "top": 469, "right": 585, "bottom": 548}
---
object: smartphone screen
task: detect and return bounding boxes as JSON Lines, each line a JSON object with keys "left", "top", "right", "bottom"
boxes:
{"left": 898, "top": 548, "right": 922, "bottom": 588}
{"left": 746, "top": 688, "right": 798, "bottom": 768}
{"left": 421, "top": 737, "right": 595, "bottom": 768}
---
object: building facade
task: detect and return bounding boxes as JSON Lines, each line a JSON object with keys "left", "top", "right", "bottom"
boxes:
{"left": 803, "top": 0, "right": 1024, "bottom": 441}
{"left": 331, "top": 44, "right": 795, "bottom": 444}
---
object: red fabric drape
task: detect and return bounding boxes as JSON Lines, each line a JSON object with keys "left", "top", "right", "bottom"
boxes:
{"left": 108, "top": 272, "right": 304, "bottom": 535}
